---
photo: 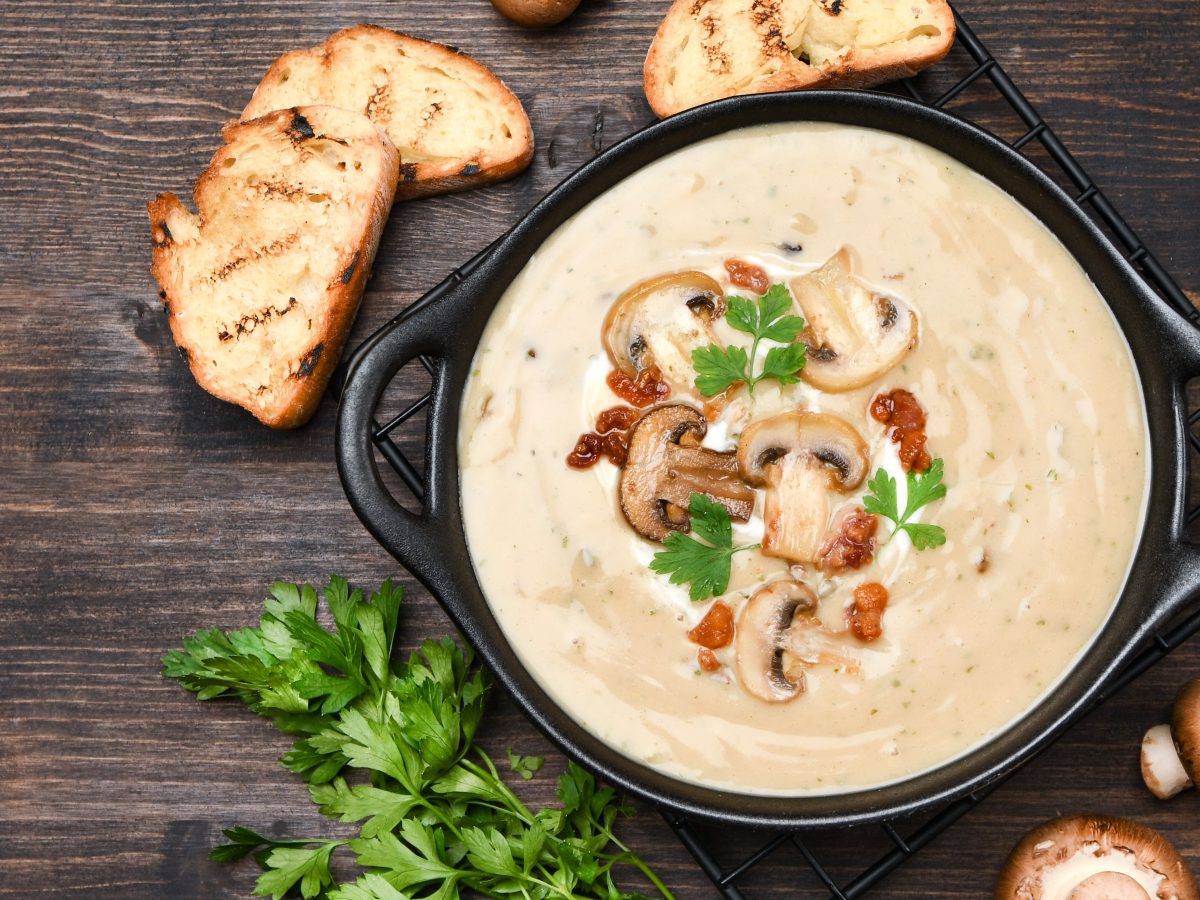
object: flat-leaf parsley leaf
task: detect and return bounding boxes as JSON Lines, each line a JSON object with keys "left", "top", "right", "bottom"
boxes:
{"left": 691, "top": 283, "right": 807, "bottom": 396}
{"left": 649, "top": 494, "right": 760, "bottom": 601}
{"left": 862, "top": 458, "right": 949, "bottom": 549}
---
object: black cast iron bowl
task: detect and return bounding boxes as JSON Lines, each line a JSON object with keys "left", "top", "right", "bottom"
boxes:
{"left": 337, "top": 90, "right": 1200, "bottom": 829}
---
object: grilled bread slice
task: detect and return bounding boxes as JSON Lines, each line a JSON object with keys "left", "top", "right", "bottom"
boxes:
{"left": 243, "top": 25, "right": 533, "bottom": 201}
{"left": 644, "top": 0, "right": 955, "bottom": 118}
{"left": 148, "top": 106, "right": 400, "bottom": 428}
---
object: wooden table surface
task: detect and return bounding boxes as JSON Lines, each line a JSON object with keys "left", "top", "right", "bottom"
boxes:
{"left": 3, "top": 1, "right": 1199, "bottom": 897}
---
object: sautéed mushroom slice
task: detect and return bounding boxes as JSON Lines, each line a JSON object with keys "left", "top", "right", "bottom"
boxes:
{"left": 735, "top": 580, "right": 860, "bottom": 703}
{"left": 737, "top": 411, "right": 869, "bottom": 564}
{"left": 791, "top": 247, "right": 917, "bottom": 392}
{"left": 619, "top": 404, "right": 755, "bottom": 541}
{"left": 603, "top": 271, "right": 726, "bottom": 397}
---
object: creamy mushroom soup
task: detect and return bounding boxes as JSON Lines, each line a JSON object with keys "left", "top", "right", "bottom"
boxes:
{"left": 458, "top": 123, "right": 1148, "bottom": 794}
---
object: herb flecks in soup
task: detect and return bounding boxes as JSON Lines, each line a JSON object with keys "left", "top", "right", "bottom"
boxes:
{"left": 459, "top": 123, "right": 1147, "bottom": 795}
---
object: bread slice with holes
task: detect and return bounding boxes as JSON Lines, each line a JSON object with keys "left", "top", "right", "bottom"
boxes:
{"left": 643, "top": 0, "right": 955, "bottom": 118}
{"left": 242, "top": 25, "right": 533, "bottom": 201}
{"left": 148, "top": 105, "right": 400, "bottom": 428}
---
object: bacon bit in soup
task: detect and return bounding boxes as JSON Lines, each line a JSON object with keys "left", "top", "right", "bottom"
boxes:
{"left": 606, "top": 365, "right": 671, "bottom": 408}
{"left": 818, "top": 507, "right": 878, "bottom": 572}
{"left": 595, "top": 405, "right": 640, "bottom": 434}
{"left": 567, "top": 431, "right": 629, "bottom": 469}
{"left": 847, "top": 582, "right": 889, "bottom": 642}
{"left": 870, "top": 388, "right": 932, "bottom": 473}
{"left": 724, "top": 258, "right": 770, "bottom": 295}
{"left": 567, "top": 406, "right": 642, "bottom": 469}
{"left": 688, "top": 600, "right": 735, "bottom": 649}
{"left": 697, "top": 647, "right": 721, "bottom": 671}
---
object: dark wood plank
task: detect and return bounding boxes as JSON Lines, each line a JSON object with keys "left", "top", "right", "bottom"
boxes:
{"left": 1, "top": 0, "right": 1198, "bottom": 897}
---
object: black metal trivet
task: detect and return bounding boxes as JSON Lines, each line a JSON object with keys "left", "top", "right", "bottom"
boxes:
{"left": 336, "top": 6, "right": 1199, "bottom": 897}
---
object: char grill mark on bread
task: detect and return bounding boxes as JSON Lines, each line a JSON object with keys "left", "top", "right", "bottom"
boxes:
{"left": 147, "top": 104, "right": 400, "bottom": 428}
{"left": 242, "top": 25, "right": 533, "bottom": 200}
{"left": 644, "top": 0, "right": 956, "bottom": 117}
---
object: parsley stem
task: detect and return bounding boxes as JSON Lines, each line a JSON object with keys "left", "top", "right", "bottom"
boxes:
{"left": 615, "top": 851, "right": 676, "bottom": 900}
{"left": 594, "top": 821, "right": 676, "bottom": 900}
{"left": 464, "top": 753, "right": 537, "bottom": 821}
{"left": 744, "top": 332, "right": 762, "bottom": 395}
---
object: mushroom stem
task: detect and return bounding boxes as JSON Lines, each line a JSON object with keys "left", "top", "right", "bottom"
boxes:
{"left": 1068, "top": 871, "right": 1153, "bottom": 899}
{"left": 1141, "top": 723, "right": 1193, "bottom": 800}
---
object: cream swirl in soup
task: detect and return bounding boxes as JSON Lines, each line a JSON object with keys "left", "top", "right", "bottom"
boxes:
{"left": 458, "top": 123, "right": 1148, "bottom": 795}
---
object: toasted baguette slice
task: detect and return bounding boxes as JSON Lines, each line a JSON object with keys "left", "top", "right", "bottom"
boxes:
{"left": 148, "top": 106, "right": 400, "bottom": 428}
{"left": 243, "top": 25, "right": 533, "bottom": 201}
{"left": 644, "top": 0, "right": 955, "bottom": 118}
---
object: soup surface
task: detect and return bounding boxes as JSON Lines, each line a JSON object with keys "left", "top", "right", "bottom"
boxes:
{"left": 458, "top": 123, "right": 1147, "bottom": 794}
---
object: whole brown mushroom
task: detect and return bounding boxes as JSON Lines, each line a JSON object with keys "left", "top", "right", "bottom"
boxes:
{"left": 490, "top": 0, "right": 582, "bottom": 28}
{"left": 1141, "top": 677, "right": 1200, "bottom": 799}
{"left": 995, "top": 814, "right": 1198, "bottom": 900}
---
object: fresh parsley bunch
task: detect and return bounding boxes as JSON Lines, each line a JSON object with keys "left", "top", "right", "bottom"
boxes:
{"left": 691, "top": 284, "right": 807, "bottom": 397}
{"left": 163, "top": 577, "right": 671, "bottom": 900}
{"left": 862, "top": 458, "right": 948, "bottom": 549}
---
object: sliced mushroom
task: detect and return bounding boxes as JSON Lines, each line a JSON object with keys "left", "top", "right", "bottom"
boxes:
{"left": 790, "top": 247, "right": 917, "bottom": 392}
{"left": 737, "top": 411, "right": 869, "bottom": 564}
{"left": 994, "top": 814, "right": 1199, "bottom": 900}
{"left": 619, "top": 404, "right": 755, "bottom": 541}
{"left": 735, "top": 580, "right": 819, "bottom": 703}
{"left": 603, "top": 271, "right": 726, "bottom": 392}
{"left": 1141, "top": 677, "right": 1200, "bottom": 799}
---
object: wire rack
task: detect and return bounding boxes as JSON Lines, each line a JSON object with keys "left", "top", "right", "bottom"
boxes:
{"left": 338, "top": 5, "right": 1200, "bottom": 897}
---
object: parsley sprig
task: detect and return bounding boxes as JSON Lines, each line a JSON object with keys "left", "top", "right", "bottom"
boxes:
{"left": 692, "top": 283, "right": 807, "bottom": 397}
{"left": 163, "top": 577, "right": 671, "bottom": 900}
{"left": 649, "top": 494, "right": 759, "bottom": 601}
{"left": 862, "top": 458, "right": 949, "bottom": 550}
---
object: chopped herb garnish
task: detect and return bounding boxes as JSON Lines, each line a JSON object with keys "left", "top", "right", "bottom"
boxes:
{"left": 691, "top": 283, "right": 807, "bottom": 396}
{"left": 649, "top": 494, "right": 759, "bottom": 601}
{"left": 862, "top": 458, "right": 949, "bottom": 550}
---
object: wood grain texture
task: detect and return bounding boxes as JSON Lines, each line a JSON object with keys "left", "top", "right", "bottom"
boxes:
{"left": 1, "top": 0, "right": 1198, "bottom": 897}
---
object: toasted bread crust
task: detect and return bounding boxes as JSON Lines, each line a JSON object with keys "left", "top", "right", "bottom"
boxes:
{"left": 644, "top": 0, "right": 956, "bottom": 118}
{"left": 243, "top": 25, "right": 534, "bottom": 201}
{"left": 148, "top": 106, "right": 400, "bottom": 428}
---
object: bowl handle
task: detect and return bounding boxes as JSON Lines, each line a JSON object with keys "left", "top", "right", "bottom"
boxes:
{"left": 335, "top": 269, "right": 478, "bottom": 598}
{"left": 1138, "top": 297, "right": 1200, "bottom": 632}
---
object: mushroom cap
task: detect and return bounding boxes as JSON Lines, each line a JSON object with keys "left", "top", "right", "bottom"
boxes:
{"left": 734, "top": 580, "right": 818, "bottom": 703}
{"left": 602, "top": 271, "right": 726, "bottom": 390}
{"left": 994, "top": 814, "right": 1199, "bottom": 900}
{"left": 1170, "top": 677, "right": 1200, "bottom": 782}
{"left": 619, "top": 404, "right": 755, "bottom": 542}
{"left": 489, "top": 0, "right": 581, "bottom": 28}
{"left": 737, "top": 410, "right": 869, "bottom": 489}
{"left": 790, "top": 247, "right": 917, "bottom": 393}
